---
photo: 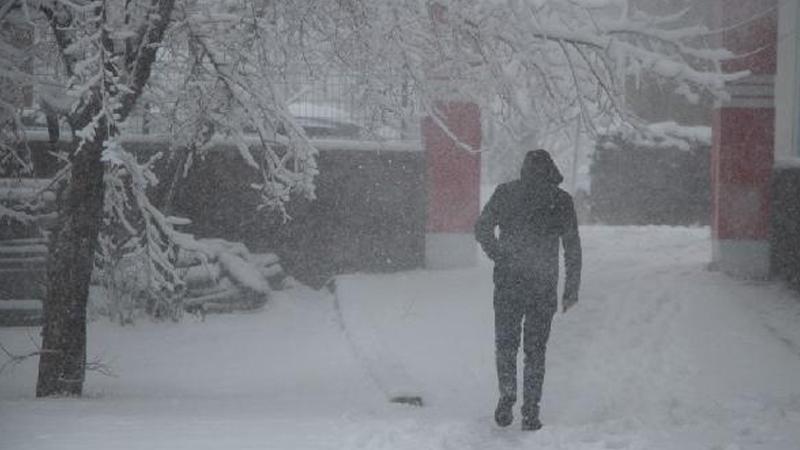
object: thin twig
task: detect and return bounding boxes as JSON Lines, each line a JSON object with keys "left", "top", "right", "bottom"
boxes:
{"left": 0, "top": 341, "right": 46, "bottom": 375}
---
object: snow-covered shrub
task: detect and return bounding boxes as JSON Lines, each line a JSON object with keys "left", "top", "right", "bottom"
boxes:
{"left": 590, "top": 132, "right": 710, "bottom": 226}
{"left": 96, "top": 145, "right": 186, "bottom": 323}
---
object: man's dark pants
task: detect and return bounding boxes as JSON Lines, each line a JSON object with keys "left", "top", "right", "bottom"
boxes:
{"left": 493, "top": 273, "right": 556, "bottom": 421}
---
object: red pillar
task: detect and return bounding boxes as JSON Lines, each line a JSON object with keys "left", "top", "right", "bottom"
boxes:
{"left": 711, "top": 0, "right": 777, "bottom": 277}
{"left": 422, "top": 102, "right": 481, "bottom": 269}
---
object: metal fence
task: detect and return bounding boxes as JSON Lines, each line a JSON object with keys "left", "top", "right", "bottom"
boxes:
{"left": 127, "top": 72, "right": 421, "bottom": 141}
{"left": 275, "top": 72, "right": 419, "bottom": 141}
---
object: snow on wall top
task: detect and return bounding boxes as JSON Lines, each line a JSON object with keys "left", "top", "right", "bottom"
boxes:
{"left": 19, "top": 129, "right": 422, "bottom": 153}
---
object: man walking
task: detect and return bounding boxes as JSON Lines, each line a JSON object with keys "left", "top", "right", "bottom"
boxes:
{"left": 475, "top": 149, "right": 582, "bottom": 431}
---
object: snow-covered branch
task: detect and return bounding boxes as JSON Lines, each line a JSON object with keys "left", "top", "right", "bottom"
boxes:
{"left": 0, "top": 0, "right": 750, "bottom": 327}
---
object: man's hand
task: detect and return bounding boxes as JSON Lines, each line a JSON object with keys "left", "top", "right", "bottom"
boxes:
{"left": 487, "top": 243, "right": 513, "bottom": 265}
{"left": 562, "top": 292, "right": 578, "bottom": 313}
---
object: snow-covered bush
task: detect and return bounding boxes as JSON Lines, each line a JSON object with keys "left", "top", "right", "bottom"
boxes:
{"left": 97, "top": 145, "right": 185, "bottom": 323}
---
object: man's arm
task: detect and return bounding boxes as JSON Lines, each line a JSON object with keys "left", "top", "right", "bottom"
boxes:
{"left": 474, "top": 186, "right": 505, "bottom": 261}
{"left": 562, "top": 196, "right": 582, "bottom": 312}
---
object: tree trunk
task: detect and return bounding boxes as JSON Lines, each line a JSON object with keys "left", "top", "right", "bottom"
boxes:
{"left": 36, "top": 123, "right": 107, "bottom": 397}
{"left": 33, "top": 0, "right": 174, "bottom": 398}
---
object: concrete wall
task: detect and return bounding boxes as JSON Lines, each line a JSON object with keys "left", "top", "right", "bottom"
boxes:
{"left": 13, "top": 133, "right": 430, "bottom": 288}
{"left": 770, "top": 164, "right": 800, "bottom": 284}
{"left": 174, "top": 143, "right": 427, "bottom": 288}
{"left": 775, "top": 0, "right": 800, "bottom": 160}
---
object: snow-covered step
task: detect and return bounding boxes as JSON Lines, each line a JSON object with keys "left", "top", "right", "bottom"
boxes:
{"left": 0, "top": 256, "right": 47, "bottom": 270}
{"left": 0, "top": 244, "right": 48, "bottom": 259}
{"left": 0, "top": 237, "right": 48, "bottom": 246}
{"left": 0, "top": 269, "right": 46, "bottom": 299}
{"left": 0, "top": 239, "right": 49, "bottom": 269}
{"left": 0, "top": 238, "right": 49, "bottom": 302}
{"left": 0, "top": 299, "right": 43, "bottom": 327}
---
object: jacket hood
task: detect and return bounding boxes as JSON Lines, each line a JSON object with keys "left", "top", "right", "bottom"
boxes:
{"left": 520, "top": 149, "right": 564, "bottom": 186}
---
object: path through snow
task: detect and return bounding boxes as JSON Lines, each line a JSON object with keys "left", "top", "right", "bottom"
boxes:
{"left": 2, "top": 226, "right": 800, "bottom": 449}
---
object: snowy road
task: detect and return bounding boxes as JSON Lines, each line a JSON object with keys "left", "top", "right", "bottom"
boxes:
{"left": 2, "top": 226, "right": 800, "bottom": 449}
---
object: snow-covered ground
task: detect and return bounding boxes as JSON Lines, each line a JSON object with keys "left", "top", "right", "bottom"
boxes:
{"left": 2, "top": 226, "right": 800, "bottom": 449}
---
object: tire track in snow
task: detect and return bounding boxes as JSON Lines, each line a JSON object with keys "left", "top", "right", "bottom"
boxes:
{"left": 329, "top": 277, "right": 424, "bottom": 406}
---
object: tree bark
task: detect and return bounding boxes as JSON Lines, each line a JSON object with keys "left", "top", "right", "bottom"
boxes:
{"left": 36, "top": 121, "right": 107, "bottom": 397}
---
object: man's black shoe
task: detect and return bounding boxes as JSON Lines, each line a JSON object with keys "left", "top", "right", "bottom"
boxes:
{"left": 494, "top": 397, "right": 514, "bottom": 427}
{"left": 521, "top": 417, "right": 542, "bottom": 431}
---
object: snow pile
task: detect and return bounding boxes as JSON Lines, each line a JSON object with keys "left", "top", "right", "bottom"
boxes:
{"left": 177, "top": 238, "right": 285, "bottom": 315}
{"left": 95, "top": 235, "right": 285, "bottom": 321}
{"left": 645, "top": 121, "right": 712, "bottom": 144}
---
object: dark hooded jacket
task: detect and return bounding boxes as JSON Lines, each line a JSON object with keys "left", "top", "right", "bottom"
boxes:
{"left": 475, "top": 150, "right": 581, "bottom": 305}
